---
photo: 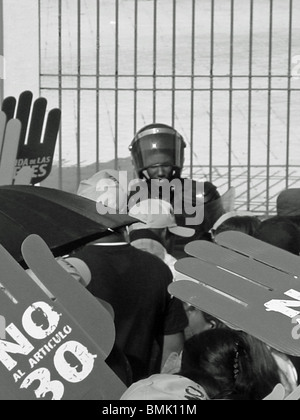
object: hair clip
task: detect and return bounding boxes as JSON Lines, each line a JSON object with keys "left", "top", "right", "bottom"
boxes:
{"left": 233, "top": 343, "right": 240, "bottom": 380}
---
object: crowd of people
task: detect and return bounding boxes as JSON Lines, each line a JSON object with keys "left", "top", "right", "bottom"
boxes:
{"left": 62, "top": 123, "right": 300, "bottom": 400}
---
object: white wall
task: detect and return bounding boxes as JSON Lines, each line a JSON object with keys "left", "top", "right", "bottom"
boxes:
{"left": 3, "top": 0, "right": 39, "bottom": 98}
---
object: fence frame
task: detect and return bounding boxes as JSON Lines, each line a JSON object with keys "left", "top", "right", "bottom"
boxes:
{"left": 38, "top": 0, "right": 300, "bottom": 213}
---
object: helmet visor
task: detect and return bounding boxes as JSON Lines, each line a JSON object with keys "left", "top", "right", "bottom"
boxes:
{"left": 130, "top": 127, "right": 186, "bottom": 173}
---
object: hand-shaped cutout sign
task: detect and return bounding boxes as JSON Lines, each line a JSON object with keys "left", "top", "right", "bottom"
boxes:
{"left": 1, "top": 91, "right": 61, "bottom": 185}
{"left": 0, "top": 110, "right": 21, "bottom": 184}
{"left": 0, "top": 234, "right": 126, "bottom": 400}
{"left": 169, "top": 231, "right": 300, "bottom": 358}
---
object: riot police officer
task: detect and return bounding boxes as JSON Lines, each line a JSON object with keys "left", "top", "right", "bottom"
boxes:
{"left": 129, "top": 123, "right": 225, "bottom": 257}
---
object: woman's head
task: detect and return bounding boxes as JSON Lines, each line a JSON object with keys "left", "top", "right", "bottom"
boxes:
{"left": 183, "top": 305, "right": 226, "bottom": 339}
{"left": 254, "top": 216, "right": 300, "bottom": 255}
{"left": 211, "top": 215, "right": 261, "bottom": 240}
{"left": 179, "top": 329, "right": 281, "bottom": 400}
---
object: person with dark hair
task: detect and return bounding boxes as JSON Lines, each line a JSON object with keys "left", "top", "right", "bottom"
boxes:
{"left": 183, "top": 305, "right": 226, "bottom": 340}
{"left": 128, "top": 123, "right": 225, "bottom": 257}
{"left": 179, "top": 329, "right": 282, "bottom": 400}
{"left": 121, "top": 328, "right": 284, "bottom": 400}
{"left": 253, "top": 215, "right": 300, "bottom": 256}
{"left": 209, "top": 211, "right": 261, "bottom": 242}
{"left": 69, "top": 227, "right": 188, "bottom": 384}
{"left": 74, "top": 170, "right": 189, "bottom": 383}
{"left": 163, "top": 307, "right": 298, "bottom": 394}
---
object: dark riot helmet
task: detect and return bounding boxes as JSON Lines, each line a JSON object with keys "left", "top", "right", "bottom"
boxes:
{"left": 129, "top": 123, "right": 186, "bottom": 179}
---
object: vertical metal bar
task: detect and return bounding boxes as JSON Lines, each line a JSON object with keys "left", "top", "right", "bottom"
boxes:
{"left": 0, "top": 0, "right": 4, "bottom": 104}
{"left": 58, "top": 0, "right": 63, "bottom": 189}
{"left": 76, "top": 0, "right": 82, "bottom": 186}
{"left": 286, "top": 0, "right": 293, "bottom": 189}
{"left": 209, "top": 0, "right": 215, "bottom": 182}
{"left": 228, "top": 0, "right": 235, "bottom": 188}
{"left": 153, "top": 0, "right": 157, "bottom": 122}
{"left": 171, "top": 0, "right": 176, "bottom": 126}
{"left": 96, "top": 0, "right": 100, "bottom": 172}
{"left": 266, "top": 0, "right": 274, "bottom": 215}
{"left": 38, "top": 0, "right": 42, "bottom": 97}
{"left": 133, "top": 0, "right": 138, "bottom": 133}
{"left": 247, "top": 0, "right": 254, "bottom": 210}
{"left": 114, "top": 0, "right": 119, "bottom": 169}
{"left": 190, "top": 0, "right": 196, "bottom": 179}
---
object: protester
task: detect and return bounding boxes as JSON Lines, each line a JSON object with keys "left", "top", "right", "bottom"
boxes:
{"left": 209, "top": 210, "right": 261, "bottom": 242}
{"left": 178, "top": 329, "right": 283, "bottom": 400}
{"left": 121, "top": 328, "right": 283, "bottom": 400}
{"left": 27, "top": 257, "right": 133, "bottom": 387}
{"left": 277, "top": 188, "right": 300, "bottom": 217}
{"left": 74, "top": 170, "right": 189, "bottom": 382}
{"left": 128, "top": 198, "right": 195, "bottom": 281}
{"left": 276, "top": 188, "right": 300, "bottom": 234}
{"left": 254, "top": 215, "right": 300, "bottom": 256}
{"left": 163, "top": 309, "right": 298, "bottom": 395}
{"left": 77, "top": 168, "right": 128, "bottom": 213}
{"left": 181, "top": 305, "right": 224, "bottom": 341}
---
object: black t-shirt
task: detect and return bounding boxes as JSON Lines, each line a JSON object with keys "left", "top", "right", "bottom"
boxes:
{"left": 70, "top": 243, "right": 188, "bottom": 381}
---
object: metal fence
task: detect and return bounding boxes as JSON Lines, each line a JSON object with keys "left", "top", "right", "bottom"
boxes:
{"left": 39, "top": 0, "right": 300, "bottom": 214}
{"left": 0, "top": 0, "right": 4, "bottom": 104}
